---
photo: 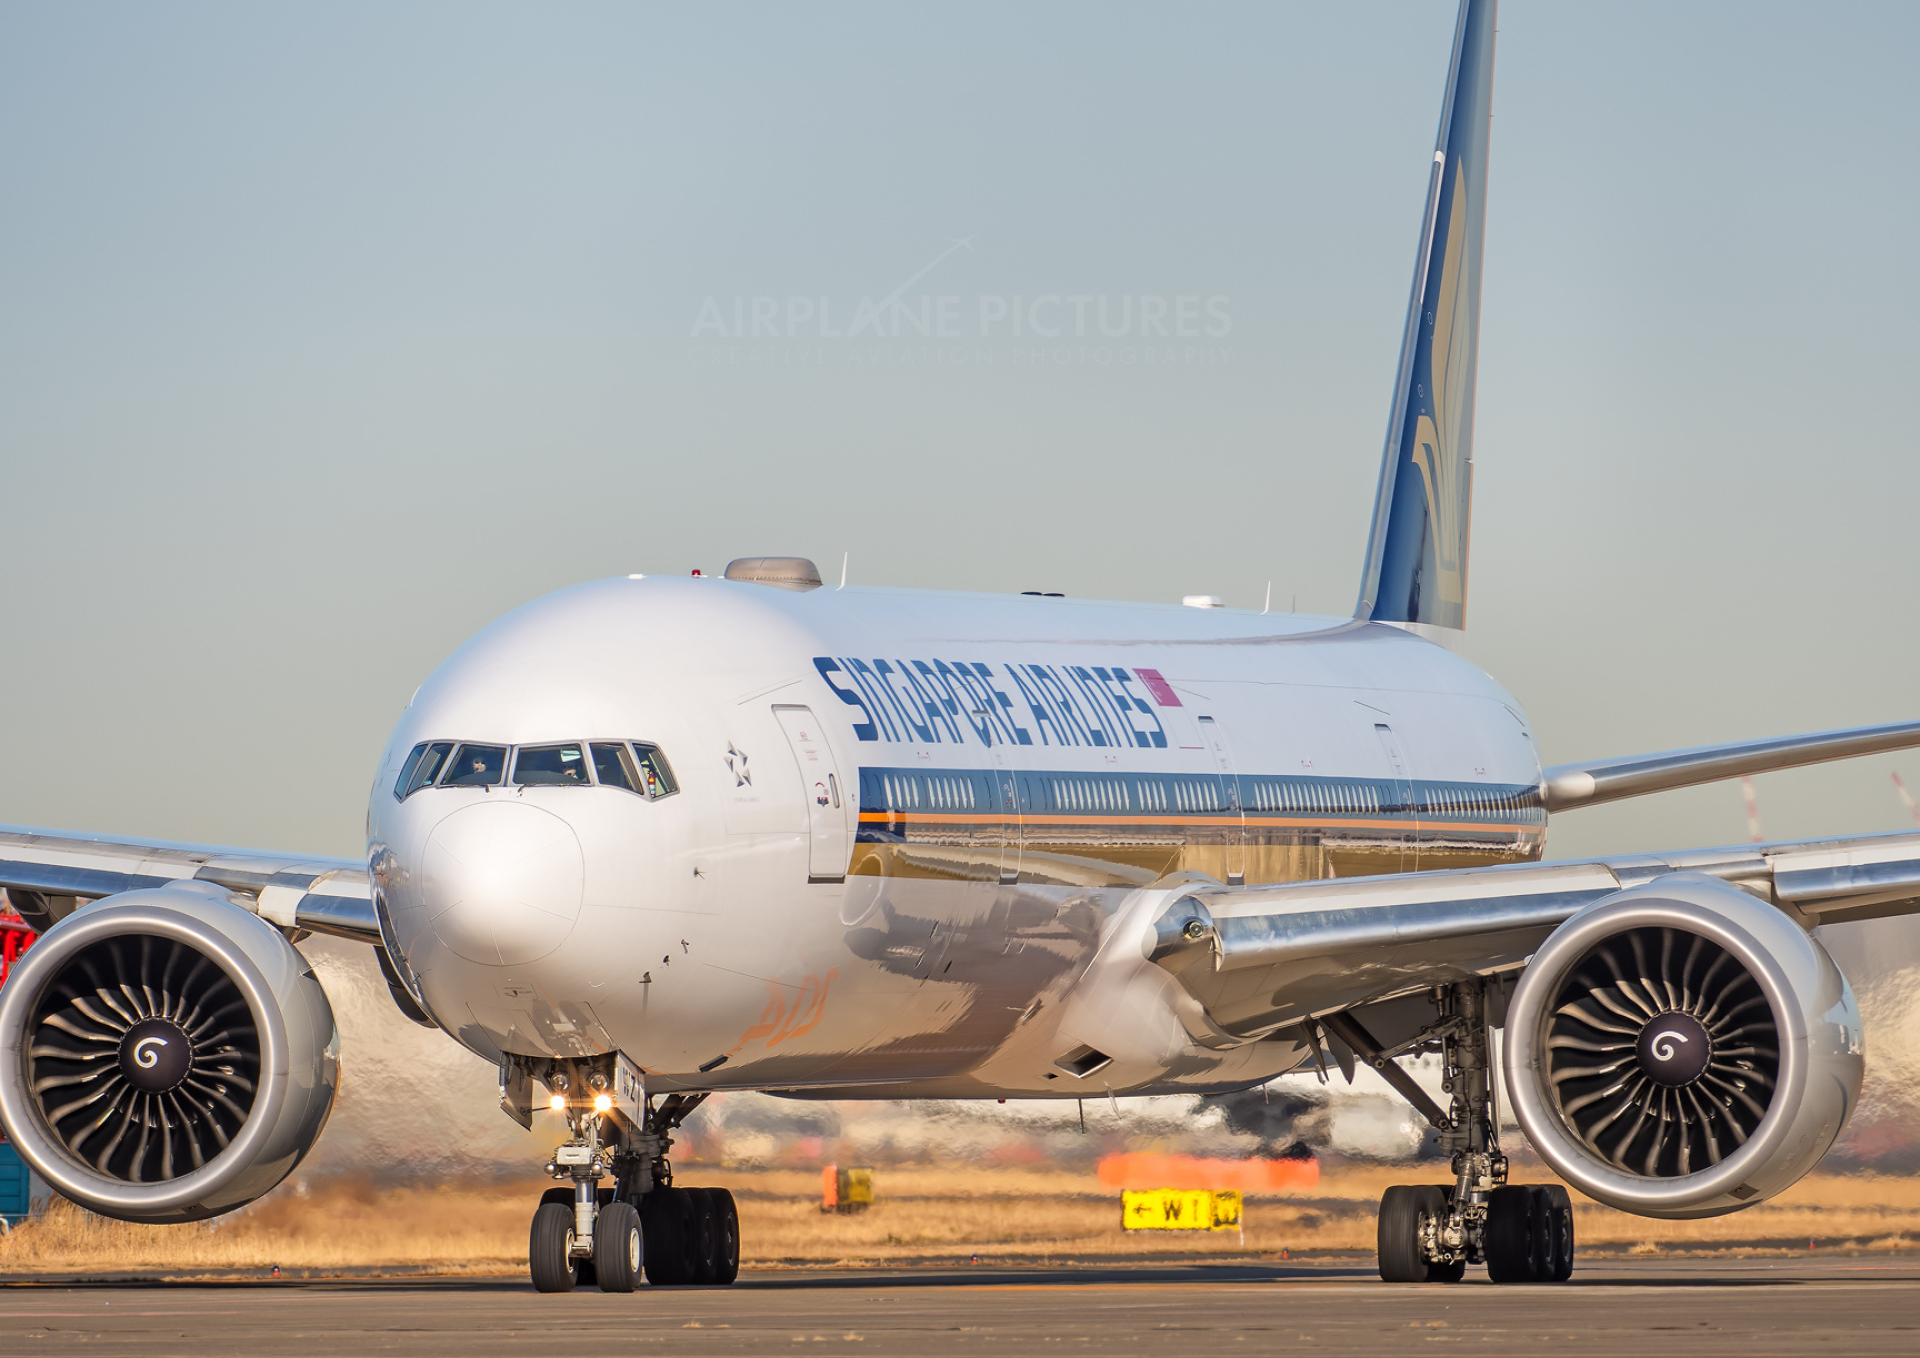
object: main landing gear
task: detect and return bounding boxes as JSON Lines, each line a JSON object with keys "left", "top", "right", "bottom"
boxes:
{"left": 523, "top": 1061, "right": 741, "bottom": 1294}
{"left": 1332, "top": 979, "right": 1577, "bottom": 1285}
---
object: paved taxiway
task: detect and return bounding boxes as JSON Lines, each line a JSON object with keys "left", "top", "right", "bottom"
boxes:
{"left": 2, "top": 1257, "right": 1917, "bottom": 1356}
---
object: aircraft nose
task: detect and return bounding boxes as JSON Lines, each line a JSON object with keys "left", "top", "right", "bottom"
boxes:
{"left": 421, "top": 801, "right": 584, "bottom": 966}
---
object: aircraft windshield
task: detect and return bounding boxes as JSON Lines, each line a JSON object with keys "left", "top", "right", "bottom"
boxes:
{"left": 442, "top": 744, "right": 508, "bottom": 786}
{"left": 392, "top": 739, "right": 673, "bottom": 796}
{"left": 514, "top": 744, "right": 590, "bottom": 786}
{"left": 633, "top": 744, "right": 677, "bottom": 798}
{"left": 394, "top": 741, "right": 454, "bottom": 800}
{"left": 590, "top": 743, "right": 637, "bottom": 791}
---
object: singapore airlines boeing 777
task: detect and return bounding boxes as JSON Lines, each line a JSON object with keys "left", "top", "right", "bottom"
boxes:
{"left": 5, "top": 0, "right": 1919, "bottom": 1291}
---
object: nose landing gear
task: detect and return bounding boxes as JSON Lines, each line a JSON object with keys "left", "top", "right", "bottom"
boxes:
{"left": 510, "top": 1055, "right": 740, "bottom": 1294}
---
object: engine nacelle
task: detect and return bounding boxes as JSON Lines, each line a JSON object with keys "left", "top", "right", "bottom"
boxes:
{"left": 0, "top": 883, "right": 339, "bottom": 1223}
{"left": 1504, "top": 874, "right": 1862, "bottom": 1220}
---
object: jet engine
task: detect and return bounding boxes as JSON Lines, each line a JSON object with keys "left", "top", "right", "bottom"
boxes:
{"left": 1504, "top": 874, "right": 1862, "bottom": 1220}
{"left": 0, "top": 883, "right": 339, "bottom": 1223}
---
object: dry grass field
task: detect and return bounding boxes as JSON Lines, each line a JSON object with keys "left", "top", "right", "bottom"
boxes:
{"left": 1, "top": 1162, "right": 1917, "bottom": 1277}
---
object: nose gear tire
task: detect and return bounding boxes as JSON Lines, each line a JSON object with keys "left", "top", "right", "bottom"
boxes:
{"left": 529, "top": 1202, "right": 577, "bottom": 1293}
{"left": 594, "top": 1201, "right": 643, "bottom": 1293}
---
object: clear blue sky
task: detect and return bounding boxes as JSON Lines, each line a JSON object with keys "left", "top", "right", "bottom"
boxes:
{"left": 3, "top": 2, "right": 1917, "bottom": 861}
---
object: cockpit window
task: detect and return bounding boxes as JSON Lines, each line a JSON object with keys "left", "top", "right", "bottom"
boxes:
{"left": 586, "top": 741, "right": 676, "bottom": 798}
{"left": 514, "top": 743, "right": 590, "bottom": 786}
{"left": 633, "top": 743, "right": 678, "bottom": 798}
{"left": 394, "top": 741, "right": 454, "bottom": 801}
{"left": 441, "top": 743, "right": 508, "bottom": 786}
{"left": 590, "top": 742, "right": 637, "bottom": 792}
{"left": 399, "top": 739, "right": 671, "bottom": 796}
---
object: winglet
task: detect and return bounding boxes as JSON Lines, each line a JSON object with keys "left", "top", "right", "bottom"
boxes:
{"left": 1356, "top": 0, "right": 1496, "bottom": 632}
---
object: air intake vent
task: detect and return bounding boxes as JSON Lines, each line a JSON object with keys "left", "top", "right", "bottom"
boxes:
{"left": 1052, "top": 1044, "right": 1113, "bottom": 1078}
{"left": 724, "top": 557, "right": 823, "bottom": 591}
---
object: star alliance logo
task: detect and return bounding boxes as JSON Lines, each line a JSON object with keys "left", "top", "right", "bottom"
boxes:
{"left": 726, "top": 743, "right": 751, "bottom": 787}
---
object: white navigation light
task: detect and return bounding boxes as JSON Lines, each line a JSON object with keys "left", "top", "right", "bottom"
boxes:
{"left": 1182, "top": 595, "right": 1224, "bottom": 609}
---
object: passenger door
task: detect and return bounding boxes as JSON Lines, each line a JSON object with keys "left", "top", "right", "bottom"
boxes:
{"left": 987, "top": 734, "right": 1020, "bottom": 885}
{"left": 1197, "top": 715, "right": 1246, "bottom": 885}
{"left": 1373, "top": 722, "right": 1415, "bottom": 873}
{"left": 773, "top": 705, "right": 850, "bottom": 883}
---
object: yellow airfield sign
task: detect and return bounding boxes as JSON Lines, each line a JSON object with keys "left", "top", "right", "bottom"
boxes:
{"left": 1121, "top": 1188, "right": 1243, "bottom": 1232}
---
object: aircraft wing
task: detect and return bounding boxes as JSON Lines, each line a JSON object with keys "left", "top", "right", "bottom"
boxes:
{"left": 1147, "top": 828, "right": 1920, "bottom": 1043}
{"left": 1540, "top": 718, "right": 1920, "bottom": 812}
{"left": 0, "top": 822, "right": 377, "bottom": 942}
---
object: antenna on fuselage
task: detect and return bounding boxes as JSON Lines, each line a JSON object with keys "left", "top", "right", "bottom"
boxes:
{"left": 839, "top": 552, "right": 849, "bottom": 590}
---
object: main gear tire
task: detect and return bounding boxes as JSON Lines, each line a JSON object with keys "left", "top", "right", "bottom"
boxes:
{"left": 1377, "top": 1184, "right": 1445, "bottom": 1283}
{"left": 642, "top": 1187, "right": 694, "bottom": 1285}
{"left": 1485, "top": 1184, "right": 1543, "bottom": 1283}
{"left": 709, "top": 1187, "right": 741, "bottom": 1285}
{"left": 685, "top": 1187, "right": 721, "bottom": 1283}
{"left": 1537, "top": 1184, "right": 1575, "bottom": 1282}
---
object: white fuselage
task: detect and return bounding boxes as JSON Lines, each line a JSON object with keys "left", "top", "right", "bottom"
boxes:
{"left": 368, "top": 575, "right": 1546, "bottom": 1098}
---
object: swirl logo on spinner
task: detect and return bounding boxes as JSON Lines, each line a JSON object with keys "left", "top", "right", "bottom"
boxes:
{"left": 1648, "top": 1028, "right": 1689, "bottom": 1063}
{"left": 132, "top": 1035, "right": 170, "bottom": 1069}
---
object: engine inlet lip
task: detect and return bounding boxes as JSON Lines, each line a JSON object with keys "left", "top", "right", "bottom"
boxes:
{"left": 0, "top": 892, "right": 293, "bottom": 1217}
{"left": 1503, "top": 879, "right": 1809, "bottom": 1215}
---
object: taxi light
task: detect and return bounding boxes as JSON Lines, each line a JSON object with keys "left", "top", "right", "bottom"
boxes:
{"left": 593, "top": 1093, "right": 613, "bottom": 1113}
{"left": 548, "top": 1093, "right": 567, "bottom": 1112}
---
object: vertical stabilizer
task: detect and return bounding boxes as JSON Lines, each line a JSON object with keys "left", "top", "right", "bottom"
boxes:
{"left": 1356, "top": 0, "right": 1496, "bottom": 633}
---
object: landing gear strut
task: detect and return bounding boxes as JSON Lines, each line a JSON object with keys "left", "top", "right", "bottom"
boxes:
{"left": 1341, "top": 980, "right": 1576, "bottom": 1284}
{"left": 518, "top": 1056, "right": 740, "bottom": 1294}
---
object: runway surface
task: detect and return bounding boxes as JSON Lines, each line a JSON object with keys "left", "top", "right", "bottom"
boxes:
{"left": 3, "top": 1256, "right": 1918, "bottom": 1356}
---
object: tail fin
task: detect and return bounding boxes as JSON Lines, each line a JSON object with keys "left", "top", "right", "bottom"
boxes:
{"left": 1356, "top": 0, "right": 1496, "bottom": 633}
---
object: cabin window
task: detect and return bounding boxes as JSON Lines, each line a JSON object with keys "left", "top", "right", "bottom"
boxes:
{"left": 394, "top": 742, "right": 454, "bottom": 801}
{"left": 442, "top": 744, "right": 508, "bottom": 786}
{"left": 514, "top": 743, "right": 590, "bottom": 786}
